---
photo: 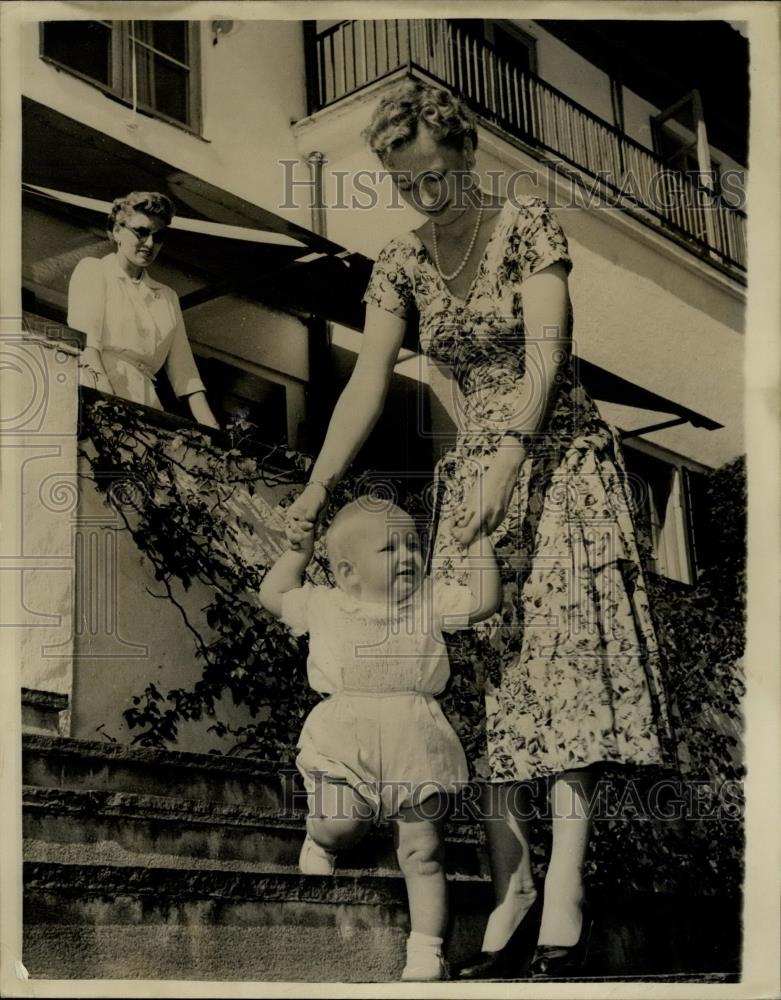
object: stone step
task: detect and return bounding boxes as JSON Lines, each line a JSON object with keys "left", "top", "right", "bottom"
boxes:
{"left": 23, "top": 785, "right": 489, "bottom": 879}
{"left": 22, "top": 859, "right": 740, "bottom": 983}
{"left": 23, "top": 860, "right": 492, "bottom": 982}
{"left": 23, "top": 733, "right": 295, "bottom": 813}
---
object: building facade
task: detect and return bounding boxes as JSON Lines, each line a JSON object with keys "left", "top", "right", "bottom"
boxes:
{"left": 17, "top": 16, "right": 746, "bottom": 725}
{"left": 9, "top": 13, "right": 748, "bottom": 982}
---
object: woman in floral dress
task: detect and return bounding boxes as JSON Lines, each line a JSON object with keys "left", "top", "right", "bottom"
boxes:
{"left": 285, "top": 79, "right": 673, "bottom": 979}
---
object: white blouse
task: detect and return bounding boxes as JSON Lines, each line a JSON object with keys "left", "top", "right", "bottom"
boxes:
{"left": 280, "top": 578, "right": 475, "bottom": 697}
{"left": 67, "top": 253, "right": 205, "bottom": 409}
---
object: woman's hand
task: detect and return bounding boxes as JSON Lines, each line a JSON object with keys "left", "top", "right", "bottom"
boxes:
{"left": 451, "top": 445, "right": 525, "bottom": 546}
{"left": 79, "top": 347, "right": 115, "bottom": 395}
{"left": 187, "top": 391, "right": 220, "bottom": 430}
{"left": 285, "top": 482, "right": 329, "bottom": 550}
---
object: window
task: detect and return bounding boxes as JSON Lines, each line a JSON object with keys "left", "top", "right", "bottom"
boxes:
{"left": 485, "top": 21, "right": 537, "bottom": 75}
{"left": 622, "top": 443, "right": 710, "bottom": 585}
{"left": 651, "top": 89, "right": 722, "bottom": 193}
{"left": 40, "top": 21, "right": 201, "bottom": 131}
{"left": 452, "top": 20, "right": 536, "bottom": 74}
{"left": 188, "top": 357, "right": 290, "bottom": 446}
{"left": 654, "top": 119, "right": 722, "bottom": 191}
{"left": 448, "top": 20, "right": 537, "bottom": 120}
{"left": 650, "top": 91, "right": 727, "bottom": 249}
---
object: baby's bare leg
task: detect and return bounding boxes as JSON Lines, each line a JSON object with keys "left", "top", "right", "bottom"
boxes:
{"left": 393, "top": 791, "right": 449, "bottom": 937}
{"left": 306, "top": 779, "right": 373, "bottom": 852}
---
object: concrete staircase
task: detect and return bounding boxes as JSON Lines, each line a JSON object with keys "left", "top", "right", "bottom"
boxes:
{"left": 22, "top": 733, "right": 742, "bottom": 982}
{"left": 22, "top": 733, "right": 491, "bottom": 981}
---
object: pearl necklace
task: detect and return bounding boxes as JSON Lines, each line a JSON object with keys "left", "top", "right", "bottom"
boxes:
{"left": 431, "top": 201, "right": 485, "bottom": 282}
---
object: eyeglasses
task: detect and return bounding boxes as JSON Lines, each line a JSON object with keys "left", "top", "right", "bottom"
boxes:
{"left": 121, "top": 223, "right": 167, "bottom": 245}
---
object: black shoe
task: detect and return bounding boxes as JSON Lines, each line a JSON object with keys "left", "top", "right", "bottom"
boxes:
{"left": 454, "top": 893, "right": 542, "bottom": 980}
{"left": 530, "top": 903, "right": 593, "bottom": 979}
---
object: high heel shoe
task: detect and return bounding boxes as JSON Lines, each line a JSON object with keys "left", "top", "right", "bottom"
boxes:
{"left": 530, "top": 902, "right": 593, "bottom": 979}
{"left": 453, "top": 893, "right": 543, "bottom": 980}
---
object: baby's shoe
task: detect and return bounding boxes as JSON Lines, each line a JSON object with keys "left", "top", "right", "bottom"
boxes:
{"left": 298, "top": 833, "right": 336, "bottom": 876}
{"left": 400, "top": 932, "right": 448, "bottom": 981}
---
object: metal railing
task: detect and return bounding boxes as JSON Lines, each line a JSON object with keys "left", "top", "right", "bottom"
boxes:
{"left": 309, "top": 19, "right": 746, "bottom": 272}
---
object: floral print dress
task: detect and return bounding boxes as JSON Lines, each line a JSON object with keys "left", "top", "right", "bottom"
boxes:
{"left": 363, "top": 196, "right": 675, "bottom": 782}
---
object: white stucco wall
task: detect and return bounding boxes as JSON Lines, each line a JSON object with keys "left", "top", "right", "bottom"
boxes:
{"left": 6, "top": 336, "right": 78, "bottom": 715}
{"left": 187, "top": 299, "right": 309, "bottom": 383}
{"left": 70, "top": 453, "right": 293, "bottom": 753}
{"left": 20, "top": 19, "right": 312, "bottom": 233}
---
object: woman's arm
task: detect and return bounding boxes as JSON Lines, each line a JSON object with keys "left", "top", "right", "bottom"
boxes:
{"left": 465, "top": 534, "right": 502, "bottom": 623}
{"left": 502, "top": 260, "right": 572, "bottom": 440}
{"left": 67, "top": 258, "right": 115, "bottom": 394}
{"left": 186, "top": 390, "right": 220, "bottom": 430}
{"left": 286, "top": 304, "right": 407, "bottom": 545}
{"left": 165, "top": 296, "right": 219, "bottom": 428}
{"left": 452, "top": 261, "right": 571, "bottom": 546}
{"left": 79, "top": 346, "right": 115, "bottom": 394}
{"left": 309, "top": 303, "right": 408, "bottom": 484}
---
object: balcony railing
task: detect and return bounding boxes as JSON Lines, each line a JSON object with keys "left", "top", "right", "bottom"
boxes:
{"left": 307, "top": 19, "right": 746, "bottom": 272}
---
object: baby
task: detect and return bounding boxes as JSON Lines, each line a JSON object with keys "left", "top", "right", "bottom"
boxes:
{"left": 259, "top": 497, "right": 500, "bottom": 981}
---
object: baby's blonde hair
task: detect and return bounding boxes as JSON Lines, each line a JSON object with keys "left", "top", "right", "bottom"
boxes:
{"left": 325, "top": 498, "right": 412, "bottom": 570}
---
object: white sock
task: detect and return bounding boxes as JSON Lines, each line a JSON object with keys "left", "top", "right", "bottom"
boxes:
{"left": 407, "top": 931, "right": 443, "bottom": 955}
{"left": 402, "top": 932, "right": 445, "bottom": 981}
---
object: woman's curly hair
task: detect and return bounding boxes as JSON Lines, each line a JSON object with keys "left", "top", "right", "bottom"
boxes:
{"left": 363, "top": 79, "right": 478, "bottom": 164}
{"left": 107, "top": 191, "right": 175, "bottom": 233}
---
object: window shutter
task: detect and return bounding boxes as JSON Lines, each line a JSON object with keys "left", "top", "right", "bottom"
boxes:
{"left": 681, "top": 466, "right": 712, "bottom": 578}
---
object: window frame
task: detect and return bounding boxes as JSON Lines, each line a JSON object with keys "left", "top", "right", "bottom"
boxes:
{"left": 650, "top": 89, "right": 723, "bottom": 195}
{"left": 652, "top": 116, "right": 723, "bottom": 192}
{"left": 39, "top": 20, "right": 203, "bottom": 136}
{"left": 484, "top": 20, "right": 538, "bottom": 76}
{"left": 622, "top": 438, "right": 711, "bottom": 586}
{"left": 190, "top": 345, "right": 307, "bottom": 452}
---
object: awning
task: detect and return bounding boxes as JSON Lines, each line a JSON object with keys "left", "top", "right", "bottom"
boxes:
{"left": 575, "top": 357, "right": 722, "bottom": 435}
{"left": 23, "top": 98, "right": 342, "bottom": 252}
{"left": 22, "top": 98, "right": 720, "bottom": 436}
{"left": 22, "top": 98, "right": 373, "bottom": 330}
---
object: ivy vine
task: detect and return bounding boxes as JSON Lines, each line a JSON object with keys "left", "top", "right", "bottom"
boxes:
{"left": 78, "top": 392, "right": 745, "bottom": 895}
{"left": 79, "top": 392, "right": 320, "bottom": 760}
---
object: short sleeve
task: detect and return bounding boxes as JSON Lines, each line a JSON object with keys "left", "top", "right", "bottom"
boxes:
{"left": 433, "top": 579, "right": 475, "bottom": 632}
{"left": 67, "top": 257, "right": 106, "bottom": 350}
{"left": 516, "top": 198, "right": 572, "bottom": 283}
{"left": 362, "top": 238, "right": 415, "bottom": 319}
{"left": 163, "top": 293, "right": 207, "bottom": 398}
{"left": 279, "top": 583, "right": 315, "bottom": 637}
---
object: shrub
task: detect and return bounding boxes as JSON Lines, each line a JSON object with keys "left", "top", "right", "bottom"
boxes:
{"left": 80, "top": 394, "right": 744, "bottom": 893}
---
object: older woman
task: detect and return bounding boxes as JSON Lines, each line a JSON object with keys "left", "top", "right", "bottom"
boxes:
{"left": 68, "top": 191, "right": 219, "bottom": 429}
{"left": 285, "top": 79, "right": 673, "bottom": 980}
